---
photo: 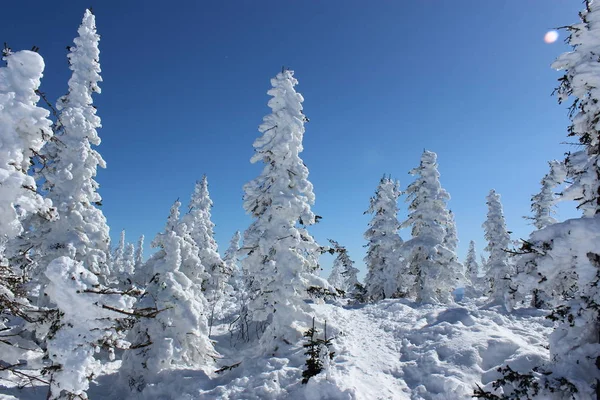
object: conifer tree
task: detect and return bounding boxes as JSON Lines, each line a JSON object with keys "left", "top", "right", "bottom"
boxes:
{"left": 32, "top": 10, "right": 110, "bottom": 285}
{"left": 111, "top": 230, "right": 126, "bottom": 275}
{"left": 224, "top": 230, "right": 242, "bottom": 294}
{"left": 134, "top": 235, "right": 144, "bottom": 272}
{"left": 327, "top": 240, "right": 360, "bottom": 295}
{"left": 184, "top": 177, "right": 230, "bottom": 310}
{"left": 0, "top": 49, "right": 54, "bottom": 245}
{"left": 0, "top": 48, "right": 54, "bottom": 369}
{"left": 483, "top": 189, "right": 515, "bottom": 311}
{"left": 526, "top": 160, "right": 566, "bottom": 230}
{"left": 443, "top": 210, "right": 459, "bottom": 253}
{"left": 464, "top": 240, "right": 480, "bottom": 288}
{"left": 504, "top": 3, "right": 600, "bottom": 395}
{"left": 121, "top": 201, "right": 215, "bottom": 392}
{"left": 363, "top": 177, "right": 405, "bottom": 300}
{"left": 240, "top": 69, "right": 328, "bottom": 349}
{"left": 401, "top": 151, "right": 461, "bottom": 303}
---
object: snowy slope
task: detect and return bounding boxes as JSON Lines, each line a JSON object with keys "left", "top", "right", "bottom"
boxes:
{"left": 0, "top": 299, "right": 552, "bottom": 400}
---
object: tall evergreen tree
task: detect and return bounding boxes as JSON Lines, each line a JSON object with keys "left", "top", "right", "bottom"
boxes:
{"left": 111, "top": 230, "right": 126, "bottom": 275}
{"left": 401, "top": 151, "right": 460, "bottom": 303}
{"left": 0, "top": 49, "right": 54, "bottom": 364}
{"left": 443, "top": 210, "right": 459, "bottom": 253}
{"left": 224, "top": 230, "right": 241, "bottom": 266}
{"left": 0, "top": 49, "right": 53, "bottom": 243}
{"left": 464, "top": 240, "right": 480, "bottom": 287}
{"left": 483, "top": 189, "right": 515, "bottom": 311}
{"left": 363, "top": 177, "right": 405, "bottom": 300}
{"left": 506, "top": 3, "right": 600, "bottom": 396}
{"left": 32, "top": 10, "right": 110, "bottom": 284}
{"left": 184, "top": 177, "right": 229, "bottom": 305}
{"left": 224, "top": 230, "right": 242, "bottom": 293}
{"left": 240, "top": 69, "right": 327, "bottom": 349}
{"left": 134, "top": 235, "right": 144, "bottom": 271}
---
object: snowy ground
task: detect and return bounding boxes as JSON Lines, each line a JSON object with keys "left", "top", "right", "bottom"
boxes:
{"left": 0, "top": 298, "right": 553, "bottom": 400}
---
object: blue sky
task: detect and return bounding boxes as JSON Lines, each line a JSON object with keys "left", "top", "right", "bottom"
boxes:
{"left": 3, "top": 1, "right": 582, "bottom": 277}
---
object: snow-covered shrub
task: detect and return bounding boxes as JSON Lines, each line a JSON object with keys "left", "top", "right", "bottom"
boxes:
{"left": 44, "top": 256, "right": 135, "bottom": 399}
{"left": 120, "top": 201, "right": 216, "bottom": 393}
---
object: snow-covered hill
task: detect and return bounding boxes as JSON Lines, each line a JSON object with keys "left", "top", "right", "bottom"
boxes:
{"left": 1, "top": 298, "right": 552, "bottom": 400}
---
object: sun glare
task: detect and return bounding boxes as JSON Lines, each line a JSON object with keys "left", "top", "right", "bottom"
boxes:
{"left": 544, "top": 30, "right": 559, "bottom": 44}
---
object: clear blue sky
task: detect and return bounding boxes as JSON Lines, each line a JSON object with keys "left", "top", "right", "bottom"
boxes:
{"left": 2, "top": 1, "right": 582, "bottom": 277}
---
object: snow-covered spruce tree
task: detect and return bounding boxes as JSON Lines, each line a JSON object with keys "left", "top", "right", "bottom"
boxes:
{"left": 44, "top": 256, "right": 135, "bottom": 400}
{"left": 121, "top": 201, "right": 216, "bottom": 392}
{"left": 123, "top": 243, "right": 135, "bottom": 283}
{"left": 327, "top": 239, "right": 360, "bottom": 295}
{"left": 184, "top": 177, "right": 231, "bottom": 320}
{"left": 480, "top": 3, "right": 600, "bottom": 397}
{"left": 464, "top": 241, "right": 480, "bottom": 289}
{"left": 526, "top": 160, "right": 566, "bottom": 230}
{"left": 483, "top": 189, "right": 516, "bottom": 311}
{"left": 0, "top": 49, "right": 54, "bottom": 243}
{"left": 223, "top": 230, "right": 242, "bottom": 297}
{"left": 363, "top": 177, "right": 405, "bottom": 300}
{"left": 111, "top": 230, "right": 125, "bottom": 275}
{"left": 401, "top": 151, "right": 461, "bottom": 303}
{"left": 224, "top": 230, "right": 241, "bottom": 268}
{"left": 443, "top": 210, "right": 459, "bottom": 253}
{"left": 0, "top": 49, "right": 54, "bottom": 380}
{"left": 134, "top": 235, "right": 144, "bottom": 270}
{"left": 240, "top": 69, "right": 329, "bottom": 350}
{"left": 327, "top": 241, "right": 346, "bottom": 292}
{"left": 32, "top": 10, "right": 110, "bottom": 288}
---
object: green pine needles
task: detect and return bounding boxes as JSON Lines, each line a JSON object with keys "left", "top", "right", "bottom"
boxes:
{"left": 301, "top": 317, "right": 335, "bottom": 384}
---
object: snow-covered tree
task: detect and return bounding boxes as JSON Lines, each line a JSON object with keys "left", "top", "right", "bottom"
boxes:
{"left": 464, "top": 240, "right": 480, "bottom": 287}
{"left": 443, "top": 210, "right": 459, "bottom": 253}
{"left": 121, "top": 201, "right": 215, "bottom": 392}
{"left": 327, "top": 245, "right": 345, "bottom": 292}
{"left": 32, "top": 10, "right": 110, "bottom": 284}
{"left": 0, "top": 49, "right": 55, "bottom": 284}
{"left": 554, "top": 2, "right": 600, "bottom": 219}
{"left": 44, "top": 256, "right": 135, "bottom": 400}
{"left": 363, "top": 177, "right": 405, "bottom": 300}
{"left": 483, "top": 189, "right": 515, "bottom": 311}
{"left": 111, "top": 230, "right": 125, "bottom": 274}
{"left": 0, "top": 49, "right": 54, "bottom": 243}
{"left": 526, "top": 160, "right": 566, "bottom": 230}
{"left": 224, "top": 230, "right": 241, "bottom": 268}
{"left": 184, "top": 177, "right": 230, "bottom": 308}
{"left": 401, "top": 151, "right": 461, "bottom": 303}
{"left": 223, "top": 230, "right": 242, "bottom": 297}
{"left": 327, "top": 239, "right": 359, "bottom": 295}
{"left": 0, "top": 49, "right": 54, "bottom": 375}
{"left": 134, "top": 235, "right": 144, "bottom": 272}
{"left": 502, "top": 3, "right": 600, "bottom": 395}
{"left": 240, "top": 69, "right": 328, "bottom": 349}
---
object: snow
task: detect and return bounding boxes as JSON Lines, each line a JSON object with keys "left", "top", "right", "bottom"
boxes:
{"left": 1, "top": 297, "right": 553, "bottom": 399}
